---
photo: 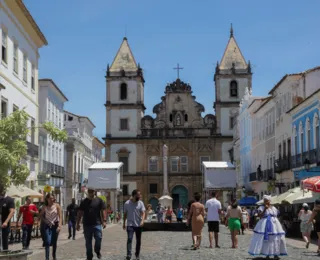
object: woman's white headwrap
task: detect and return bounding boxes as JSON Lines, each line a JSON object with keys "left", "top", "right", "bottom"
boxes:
{"left": 263, "top": 195, "right": 271, "bottom": 202}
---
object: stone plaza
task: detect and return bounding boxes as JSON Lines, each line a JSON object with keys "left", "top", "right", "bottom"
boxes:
{"left": 25, "top": 224, "right": 318, "bottom": 260}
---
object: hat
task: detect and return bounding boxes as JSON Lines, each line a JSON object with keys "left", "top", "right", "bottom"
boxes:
{"left": 302, "top": 203, "right": 308, "bottom": 207}
{"left": 263, "top": 195, "right": 271, "bottom": 201}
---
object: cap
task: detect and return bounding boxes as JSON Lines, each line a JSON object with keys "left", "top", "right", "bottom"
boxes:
{"left": 302, "top": 203, "right": 308, "bottom": 207}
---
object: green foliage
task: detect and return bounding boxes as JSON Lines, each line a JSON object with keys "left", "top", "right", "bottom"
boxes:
{"left": 98, "top": 195, "right": 107, "bottom": 204}
{"left": 0, "top": 110, "right": 68, "bottom": 191}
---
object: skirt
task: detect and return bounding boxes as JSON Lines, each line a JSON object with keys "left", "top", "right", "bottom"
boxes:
{"left": 248, "top": 216, "right": 287, "bottom": 256}
{"left": 300, "top": 221, "right": 313, "bottom": 233}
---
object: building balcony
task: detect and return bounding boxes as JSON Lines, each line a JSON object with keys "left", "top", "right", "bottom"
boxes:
{"left": 27, "top": 142, "right": 39, "bottom": 158}
{"left": 249, "top": 172, "right": 257, "bottom": 182}
{"left": 291, "top": 149, "right": 320, "bottom": 169}
{"left": 275, "top": 157, "right": 291, "bottom": 173}
{"left": 140, "top": 127, "right": 217, "bottom": 138}
{"left": 41, "top": 160, "right": 64, "bottom": 178}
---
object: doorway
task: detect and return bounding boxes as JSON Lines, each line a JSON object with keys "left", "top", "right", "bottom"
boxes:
{"left": 171, "top": 185, "right": 188, "bottom": 209}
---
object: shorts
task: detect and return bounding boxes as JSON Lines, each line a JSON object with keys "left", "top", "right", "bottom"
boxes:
{"left": 208, "top": 221, "right": 219, "bottom": 233}
{"left": 300, "top": 221, "right": 313, "bottom": 233}
{"left": 166, "top": 216, "right": 172, "bottom": 221}
{"left": 228, "top": 218, "right": 241, "bottom": 231}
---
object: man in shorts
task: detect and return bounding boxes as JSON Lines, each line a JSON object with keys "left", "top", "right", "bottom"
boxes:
{"left": 205, "top": 192, "right": 222, "bottom": 248}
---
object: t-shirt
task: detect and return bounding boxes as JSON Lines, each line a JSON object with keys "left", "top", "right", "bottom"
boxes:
{"left": 205, "top": 198, "right": 221, "bottom": 221}
{"left": 79, "top": 197, "right": 106, "bottom": 226}
{"left": 67, "top": 203, "right": 79, "bottom": 222}
{"left": 19, "top": 204, "right": 38, "bottom": 225}
{"left": 0, "top": 196, "right": 15, "bottom": 224}
{"left": 124, "top": 200, "right": 145, "bottom": 227}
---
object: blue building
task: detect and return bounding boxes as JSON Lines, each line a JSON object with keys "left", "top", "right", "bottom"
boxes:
{"left": 289, "top": 89, "right": 320, "bottom": 181}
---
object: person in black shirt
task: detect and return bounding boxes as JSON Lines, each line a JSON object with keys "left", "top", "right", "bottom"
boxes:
{"left": 0, "top": 185, "right": 15, "bottom": 250}
{"left": 76, "top": 189, "right": 107, "bottom": 260}
{"left": 66, "top": 198, "right": 79, "bottom": 240}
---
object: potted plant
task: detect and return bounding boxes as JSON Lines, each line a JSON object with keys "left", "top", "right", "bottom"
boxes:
{"left": 0, "top": 110, "right": 67, "bottom": 259}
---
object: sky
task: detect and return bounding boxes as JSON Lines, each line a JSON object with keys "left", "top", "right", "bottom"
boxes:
{"left": 24, "top": 0, "right": 320, "bottom": 140}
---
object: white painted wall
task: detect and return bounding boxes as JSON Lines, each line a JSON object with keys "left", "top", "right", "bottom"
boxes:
{"left": 305, "top": 69, "right": 320, "bottom": 97}
{"left": 122, "top": 181, "right": 137, "bottom": 195}
{"left": 220, "top": 107, "right": 234, "bottom": 136}
{"left": 110, "top": 109, "right": 138, "bottom": 137}
{"left": 222, "top": 141, "right": 232, "bottom": 161}
{"left": 110, "top": 143, "right": 137, "bottom": 174}
{"left": 219, "top": 78, "right": 249, "bottom": 102}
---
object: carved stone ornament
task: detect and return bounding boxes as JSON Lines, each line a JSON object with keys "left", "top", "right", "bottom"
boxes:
{"left": 165, "top": 79, "right": 192, "bottom": 93}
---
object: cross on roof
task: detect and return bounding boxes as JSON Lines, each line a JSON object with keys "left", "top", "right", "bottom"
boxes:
{"left": 173, "top": 63, "right": 183, "bottom": 79}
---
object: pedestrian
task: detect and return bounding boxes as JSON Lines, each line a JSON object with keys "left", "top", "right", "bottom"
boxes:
{"left": 66, "top": 198, "right": 79, "bottom": 240}
{"left": 76, "top": 188, "right": 107, "bottom": 260}
{"left": 0, "top": 185, "right": 15, "bottom": 251}
{"left": 41, "top": 193, "right": 62, "bottom": 260}
{"left": 187, "top": 192, "right": 205, "bottom": 250}
{"left": 156, "top": 203, "right": 164, "bottom": 223}
{"left": 205, "top": 191, "right": 222, "bottom": 248}
{"left": 226, "top": 200, "right": 242, "bottom": 248}
{"left": 16, "top": 196, "right": 38, "bottom": 250}
{"left": 123, "top": 189, "right": 145, "bottom": 260}
{"left": 165, "top": 206, "right": 173, "bottom": 223}
{"left": 187, "top": 199, "right": 195, "bottom": 246}
{"left": 298, "top": 203, "right": 313, "bottom": 249}
{"left": 241, "top": 207, "right": 249, "bottom": 234}
{"left": 308, "top": 199, "right": 320, "bottom": 255}
{"left": 145, "top": 204, "right": 153, "bottom": 222}
{"left": 248, "top": 195, "right": 287, "bottom": 259}
{"left": 177, "top": 205, "right": 184, "bottom": 223}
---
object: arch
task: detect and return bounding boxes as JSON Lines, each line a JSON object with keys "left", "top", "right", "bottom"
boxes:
{"left": 120, "top": 82, "right": 127, "bottom": 100}
{"left": 230, "top": 80, "right": 238, "bottom": 97}
{"left": 314, "top": 112, "right": 320, "bottom": 149}
{"left": 306, "top": 118, "right": 311, "bottom": 151}
{"left": 299, "top": 121, "right": 304, "bottom": 153}
{"left": 171, "top": 185, "right": 189, "bottom": 209}
{"left": 149, "top": 197, "right": 159, "bottom": 211}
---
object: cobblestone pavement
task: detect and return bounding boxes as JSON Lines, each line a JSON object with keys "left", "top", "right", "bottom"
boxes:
{"left": 27, "top": 224, "right": 319, "bottom": 260}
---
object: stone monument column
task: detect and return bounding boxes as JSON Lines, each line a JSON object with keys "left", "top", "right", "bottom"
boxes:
{"left": 163, "top": 144, "right": 168, "bottom": 195}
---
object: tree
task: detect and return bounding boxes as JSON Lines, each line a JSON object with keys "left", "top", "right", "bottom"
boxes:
{"left": 0, "top": 110, "right": 68, "bottom": 191}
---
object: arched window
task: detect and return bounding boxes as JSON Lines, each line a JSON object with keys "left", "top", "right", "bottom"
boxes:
{"left": 184, "top": 114, "right": 188, "bottom": 122}
{"left": 299, "top": 122, "right": 304, "bottom": 154}
{"left": 293, "top": 126, "right": 297, "bottom": 155}
{"left": 230, "top": 80, "right": 238, "bottom": 97}
{"left": 314, "top": 113, "right": 319, "bottom": 149}
{"left": 306, "top": 118, "right": 311, "bottom": 151}
{"left": 120, "top": 83, "right": 127, "bottom": 100}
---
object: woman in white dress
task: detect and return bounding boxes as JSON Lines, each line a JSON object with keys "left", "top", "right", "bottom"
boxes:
{"left": 298, "top": 203, "right": 313, "bottom": 248}
{"left": 248, "top": 195, "right": 287, "bottom": 259}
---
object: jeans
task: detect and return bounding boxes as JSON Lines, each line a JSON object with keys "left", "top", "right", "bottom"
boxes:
{"left": 83, "top": 225, "right": 102, "bottom": 260}
{"left": 157, "top": 214, "right": 163, "bottom": 223}
{"left": 40, "top": 222, "right": 45, "bottom": 246}
{"left": 127, "top": 226, "right": 142, "bottom": 258}
{"left": 68, "top": 220, "right": 76, "bottom": 238}
{"left": 44, "top": 224, "right": 58, "bottom": 260}
{"left": 1, "top": 226, "right": 10, "bottom": 250}
{"left": 22, "top": 224, "right": 33, "bottom": 248}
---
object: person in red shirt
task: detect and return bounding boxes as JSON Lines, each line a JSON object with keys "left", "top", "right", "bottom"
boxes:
{"left": 17, "top": 196, "right": 38, "bottom": 250}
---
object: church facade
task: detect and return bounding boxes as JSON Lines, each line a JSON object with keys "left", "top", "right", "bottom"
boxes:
{"left": 104, "top": 27, "right": 252, "bottom": 210}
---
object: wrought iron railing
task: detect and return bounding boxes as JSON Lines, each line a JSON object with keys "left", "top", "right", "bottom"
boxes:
{"left": 249, "top": 172, "right": 257, "bottom": 182}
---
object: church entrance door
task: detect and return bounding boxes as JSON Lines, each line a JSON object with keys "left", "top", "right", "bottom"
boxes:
{"left": 171, "top": 185, "right": 188, "bottom": 209}
{"left": 149, "top": 197, "right": 159, "bottom": 211}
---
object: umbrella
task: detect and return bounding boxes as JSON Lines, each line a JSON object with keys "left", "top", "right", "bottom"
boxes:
{"left": 272, "top": 187, "right": 301, "bottom": 205}
{"left": 302, "top": 176, "right": 320, "bottom": 193}
{"left": 292, "top": 191, "right": 317, "bottom": 204}
{"left": 7, "top": 185, "right": 43, "bottom": 198}
{"left": 282, "top": 189, "right": 308, "bottom": 204}
{"left": 239, "top": 197, "right": 258, "bottom": 206}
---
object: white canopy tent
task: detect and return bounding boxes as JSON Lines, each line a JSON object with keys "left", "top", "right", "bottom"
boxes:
{"left": 7, "top": 185, "right": 43, "bottom": 198}
{"left": 202, "top": 161, "right": 236, "bottom": 189}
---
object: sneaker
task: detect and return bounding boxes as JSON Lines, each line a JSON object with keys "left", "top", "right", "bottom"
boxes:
{"left": 126, "top": 257, "right": 131, "bottom": 260}
{"left": 306, "top": 242, "right": 310, "bottom": 249}
{"left": 68, "top": 235, "right": 71, "bottom": 239}
{"left": 97, "top": 253, "right": 102, "bottom": 259}
{"left": 73, "top": 237, "right": 76, "bottom": 240}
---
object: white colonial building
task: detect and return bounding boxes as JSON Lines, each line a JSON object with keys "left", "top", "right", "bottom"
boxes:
{"left": 64, "top": 111, "right": 95, "bottom": 203}
{"left": 92, "top": 137, "right": 105, "bottom": 163}
{"left": 38, "top": 79, "right": 68, "bottom": 196}
{"left": 0, "top": 0, "right": 47, "bottom": 189}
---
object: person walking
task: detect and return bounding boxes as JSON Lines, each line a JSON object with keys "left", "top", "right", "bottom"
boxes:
{"left": 123, "top": 189, "right": 146, "bottom": 260}
{"left": 187, "top": 199, "right": 196, "bottom": 246}
{"left": 205, "top": 191, "right": 222, "bottom": 248}
{"left": 177, "top": 205, "right": 184, "bottom": 223}
{"left": 226, "top": 200, "right": 242, "bottom": 248}
{"left": 165, "top": 206, "right": 173, "bottom": 223}
{"left": 0, "top": 185, "right": 15, "bottom": 251}
{"left": 41, "top": 193, "right": 62, "bottom": 260}
{"left": 76, "top": 189, "right": 107, "bottom": 260}
{"left": 248, "top": 195, "right": 287, "bottom": 258}
{"left": 241, "top": 207, "right": 249, "bottom": 234}
{"left": 16, "top": 196, "right": 38, "bottom": 250}
{"left": 187, "top": 192, "right": 205, "bottom": 250}
{"left": 156, "top": 203, "right": 164, "bottom": 223}
{"left": 308, "top": 199, "right": 320, "bottom": 255}
{"left": 66, "top": 198, "right": 79, "bottom": 240}
{"left": 298, "top": 203, "right": 313, "bottom": 249}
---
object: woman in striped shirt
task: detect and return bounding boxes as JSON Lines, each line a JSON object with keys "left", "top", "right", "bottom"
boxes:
{"left": 41, "top": 193, "right": 62, "bottom": 260}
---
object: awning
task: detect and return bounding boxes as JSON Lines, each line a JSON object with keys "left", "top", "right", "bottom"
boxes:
{"left": 293, "top": 191, "right": 320, "bottom": 204}
{"left": 239, "top": 197, "right": 258, "bottom": 206}
{"left": 303, "top": 176, "right": 320, "bottom": 193}
{"left": 282, "top": 189, "right": 309, "bottom": 204}
{"left": 272, "top": 187, "right": 301, "bottom": 205}
{"left": 7, "top": 185, "right": 43, "bottom": 198}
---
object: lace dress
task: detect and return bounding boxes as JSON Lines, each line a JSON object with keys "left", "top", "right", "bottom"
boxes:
{"left": 248, "top": 206, "right": 287, "bottom": 256}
